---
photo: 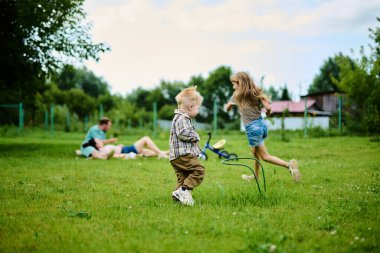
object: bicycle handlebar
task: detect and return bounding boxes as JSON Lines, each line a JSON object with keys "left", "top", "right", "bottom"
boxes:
{"left": 206, "top": 132, "right": 212, "bottom": 144}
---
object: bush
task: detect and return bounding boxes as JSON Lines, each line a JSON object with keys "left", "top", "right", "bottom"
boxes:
{"left": 367, "top": 107, "right": 380, "bottom": 134}
{"left": 307, "top": 126, "right": 349, "bottom": 138}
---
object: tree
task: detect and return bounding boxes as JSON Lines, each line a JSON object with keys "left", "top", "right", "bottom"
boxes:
{"left": 108, "top": 98, "right": 137, "bottom": 129}
{"left": 197, "top": 66, "right": 234, "bottom": 122}
{"left": 76, "top": 68, "right": 109, "bottom": 98}
{"left": 65, "top": 89, "right": 96, "bottom": 119}
{"left": 98, "top": 93, "right": 116, "bottom": 111}
{"left": 149, "top": 80, "right": 185, "bottom": 111}
{"left": 308, "top": 54, "right": 354, "bottom": 94}
{"left": 280, "top": 85, "right": 291, "bottom": 100}
{"left": 42, "top": 83, "right": 67, "bottom": 106}
{"left": 158, "top": 104, "right": 177, "bottom": 120}
{"left": 267, "top": 86, "right": 280, "bottom": 101}
{"left": 188, "top": 75, "right": 205, "bottom": 88}
{"left": 126, "top": 87, "right": 151, "bottom": 111}
{"left": 369, "top": 17, "right": 380, "bottom": 57}
{"left": 56, "top": 65, "right": 78, "bottom": 91}
{"left": 159, "top": 80, "right": 186, "bottom": 104}
{"left": 0, "top": 0, "right": 109, "bottom": 107}
{"left": 333, "top": 18, "right": 380, "bottom": 133}
{"left": 126, "top": 80, "right": 185, "bottom": 114}
{"left": 55, "top": 65, "right": 110, "bottom": 98}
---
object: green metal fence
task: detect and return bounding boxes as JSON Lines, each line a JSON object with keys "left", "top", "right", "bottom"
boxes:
{"left": 0, "top": 103, "right": 24, "bottom": 132}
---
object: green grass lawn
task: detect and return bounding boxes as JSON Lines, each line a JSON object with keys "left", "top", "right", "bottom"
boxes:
{"left": 0, "top": 130, "right": 379, "bottom": 252}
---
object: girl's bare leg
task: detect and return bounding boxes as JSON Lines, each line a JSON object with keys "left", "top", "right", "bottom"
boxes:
{"left": 140, "top": 148, "right": 157, "bottom": 157}
{"left": 256, "top": 143, "right": 289, "bottom": 168}
{"left": 242, "top": 147, "right": 262, "bottom": 181}
{"left": 134, "top": 136, "right": 167, "bottom": 157}
{"left": 252, "top": 147, "right": 261, "bottom": 178}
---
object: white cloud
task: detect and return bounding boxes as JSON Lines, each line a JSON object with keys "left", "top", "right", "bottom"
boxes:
{"left": 84, "top": 0, "right": 380, "bottom": 98}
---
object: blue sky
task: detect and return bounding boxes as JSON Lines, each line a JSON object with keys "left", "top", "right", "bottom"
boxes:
{"left": 83, "top": 0, "right": 380, "bottom": 99}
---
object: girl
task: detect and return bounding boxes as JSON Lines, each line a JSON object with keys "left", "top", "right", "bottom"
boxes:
{"left": 225, "top": 72, "right": 301, "bottom": 182}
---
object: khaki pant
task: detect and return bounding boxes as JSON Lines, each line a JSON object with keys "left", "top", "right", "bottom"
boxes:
{"left": 170, "top": 154, "right": 205, "bottom": 190}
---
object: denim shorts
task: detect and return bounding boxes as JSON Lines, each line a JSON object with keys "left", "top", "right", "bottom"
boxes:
{"left": 244, "top": 117, "right": 268, "bottom": 147}
{"left": 121, "top": 145, "right": 138, "bottom": 154}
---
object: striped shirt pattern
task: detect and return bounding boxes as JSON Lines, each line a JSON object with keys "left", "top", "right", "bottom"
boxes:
{"left": 230, "top": 95, "right": 262, "bottom": 125}
{"left": 169, "top": 109, "right": 201, "bottom": 161}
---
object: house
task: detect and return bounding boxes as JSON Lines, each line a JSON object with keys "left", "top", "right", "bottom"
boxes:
{"left": 240, "top": 99, "right": 332, "bottom": 131}
{"left": 269, "top": 99, "right": 331, "bottom": 117}
{"left": 300, "top": 91, "right": 341, "bottom": 114}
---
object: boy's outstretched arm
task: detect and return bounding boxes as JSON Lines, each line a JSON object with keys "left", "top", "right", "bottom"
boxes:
{"left": 102, "top": 138, "right": 118, "bottom": 144}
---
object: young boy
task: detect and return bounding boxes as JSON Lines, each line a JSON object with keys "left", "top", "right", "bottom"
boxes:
{"left": 170, "top": 86, "right": 205, "bottom": 206}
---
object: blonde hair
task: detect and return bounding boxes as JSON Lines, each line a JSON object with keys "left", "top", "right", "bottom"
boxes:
{"left": 230, "top": 72, "right": 270, "bottom": 108}
{"left": 175, "top": 86, "right": 203, "bottom": 107}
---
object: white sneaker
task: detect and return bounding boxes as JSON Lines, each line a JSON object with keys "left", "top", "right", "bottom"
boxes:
{"left": 289, "top": 159, "right": 301, "bottom": 182}
{"left": 183, "top": 190, "right": 195, "bottom": 206}
{"left": 242, "top": 174, "right": 256, "bottom": 181}
{"left": 172, "top": 188, "right": 194, "bottom": 206}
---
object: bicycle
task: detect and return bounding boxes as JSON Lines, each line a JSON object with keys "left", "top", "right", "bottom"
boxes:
{"left": 198, "top": 132, "right": 238, "bottom": 161}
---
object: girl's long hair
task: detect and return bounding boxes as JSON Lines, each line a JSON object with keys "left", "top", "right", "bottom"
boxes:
{"left": 230, "top": 72, "right": 270, "bottom": 108}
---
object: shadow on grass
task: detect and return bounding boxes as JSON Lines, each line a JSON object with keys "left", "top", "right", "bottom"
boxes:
{"left": 132, "top": 187, "right": 286, "bottom": 209}
{"left": 0, "top": 143, "right": 77, "bottom": 159}
{"left": 203, "top": 189, "right": 287, "bottom": 208}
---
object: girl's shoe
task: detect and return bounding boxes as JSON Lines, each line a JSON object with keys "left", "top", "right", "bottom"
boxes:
{"left": 289, "top": 159, "right": 301, "bottom": 182}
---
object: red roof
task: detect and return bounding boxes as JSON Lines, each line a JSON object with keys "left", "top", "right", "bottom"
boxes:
{"left": 268, "top": 100, "right": 316, "bottom": 113}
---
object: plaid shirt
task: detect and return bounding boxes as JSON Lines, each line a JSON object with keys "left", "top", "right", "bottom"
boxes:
{"left": 169, "top": 109, "right": 201, "bottom": 161}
